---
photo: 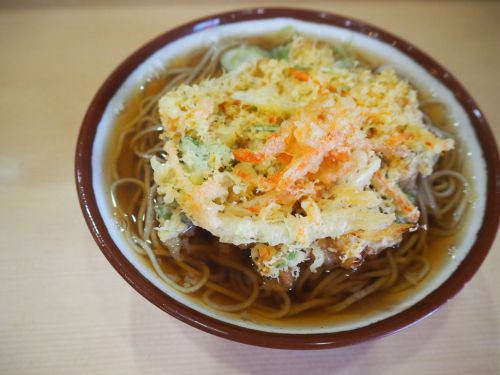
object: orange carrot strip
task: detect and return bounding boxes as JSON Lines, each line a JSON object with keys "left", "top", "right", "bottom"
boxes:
{"left": 326, "top": 150, "right": 350, "bottom": 163}
{"left": 289, "top": 68, "right": 310, "bottom": 82}
{"left": 372, "top": 171, "right": 420, "bottom": 223}
{"left": 233, "top": 149, "right": 264, "bottom": 163}
{"left": 276, "top": 152, "right": 293, "bottom": 164}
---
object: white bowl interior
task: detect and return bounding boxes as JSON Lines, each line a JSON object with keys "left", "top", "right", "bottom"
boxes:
{"left": 92, "top": 18, "right": 486, "bottom": 334}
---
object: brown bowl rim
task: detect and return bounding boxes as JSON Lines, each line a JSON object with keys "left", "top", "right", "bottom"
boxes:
{"left": 75, "top": 7, "right": 500, "bottom": 349}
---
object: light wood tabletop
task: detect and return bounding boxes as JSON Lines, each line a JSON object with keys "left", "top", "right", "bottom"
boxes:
{"left": 0, "top": 1, "right": 499, "bottom": 374}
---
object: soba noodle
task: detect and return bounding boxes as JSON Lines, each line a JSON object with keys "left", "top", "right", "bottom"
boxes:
{"left": 108, "top": 39, "right": 470, "bottom": 320}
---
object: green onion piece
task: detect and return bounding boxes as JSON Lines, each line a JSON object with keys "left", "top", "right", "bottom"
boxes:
{"left": 155, "top": 204, "right": 172, "bottom": 220}
{"left": 272, "top": 259, "right": 287, "bottom": 269}
{"left": 252, "top": 124, "right": 280, "bottom": 133}
{"left": 221, "top": 45, "right": 269, "bottom": 71}
{"left": 270, "top": 43, "right": 291, "bottom": 60}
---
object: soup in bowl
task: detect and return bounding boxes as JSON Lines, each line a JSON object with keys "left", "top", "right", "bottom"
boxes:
{"left": 75, "top": 8, "right": 499, "bottom": 349}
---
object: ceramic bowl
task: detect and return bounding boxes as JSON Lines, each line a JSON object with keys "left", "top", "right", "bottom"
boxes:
{"left": 75, "top": 8, "right": 500, "bottom": 349}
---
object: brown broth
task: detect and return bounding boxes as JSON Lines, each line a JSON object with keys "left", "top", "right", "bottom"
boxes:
{"left": 104, "top": 37, "right": 473, "bottom": 328}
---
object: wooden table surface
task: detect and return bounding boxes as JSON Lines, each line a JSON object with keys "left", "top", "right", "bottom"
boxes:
{"left": 1, "top": 1, "right": 499, "bottom": 374}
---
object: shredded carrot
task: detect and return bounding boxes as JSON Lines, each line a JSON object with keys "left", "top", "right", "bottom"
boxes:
{"left": 311, "top": 151, "right": 358, "bottom": 184}
{"left": 233, "top": 149, "right": 264, "bottom": 163}
{"left": 326, "top": 150, "right": 350, "bottom": 163}
{"left": 235, "top": 170, "right": 250, "bottom": 179}
{"left": 243, "top": 190, "right": 296, "bottom": 214}
{"left": 277, "top": 152, "right": 293, "bottom": 164}
{"left": 289, "top": 68, "right": 310, "bottom": 81}
{"left": 267, "top": 148, "right": 325, "bottom": 190}
{"left": 327, "top": 84, "right": 337, "bottom": 93}
{"left": 248, "top": 205, "right": 261, "bottom": 213}
{"left": 372, "top": 171, "right": 420, "bottom": 223}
